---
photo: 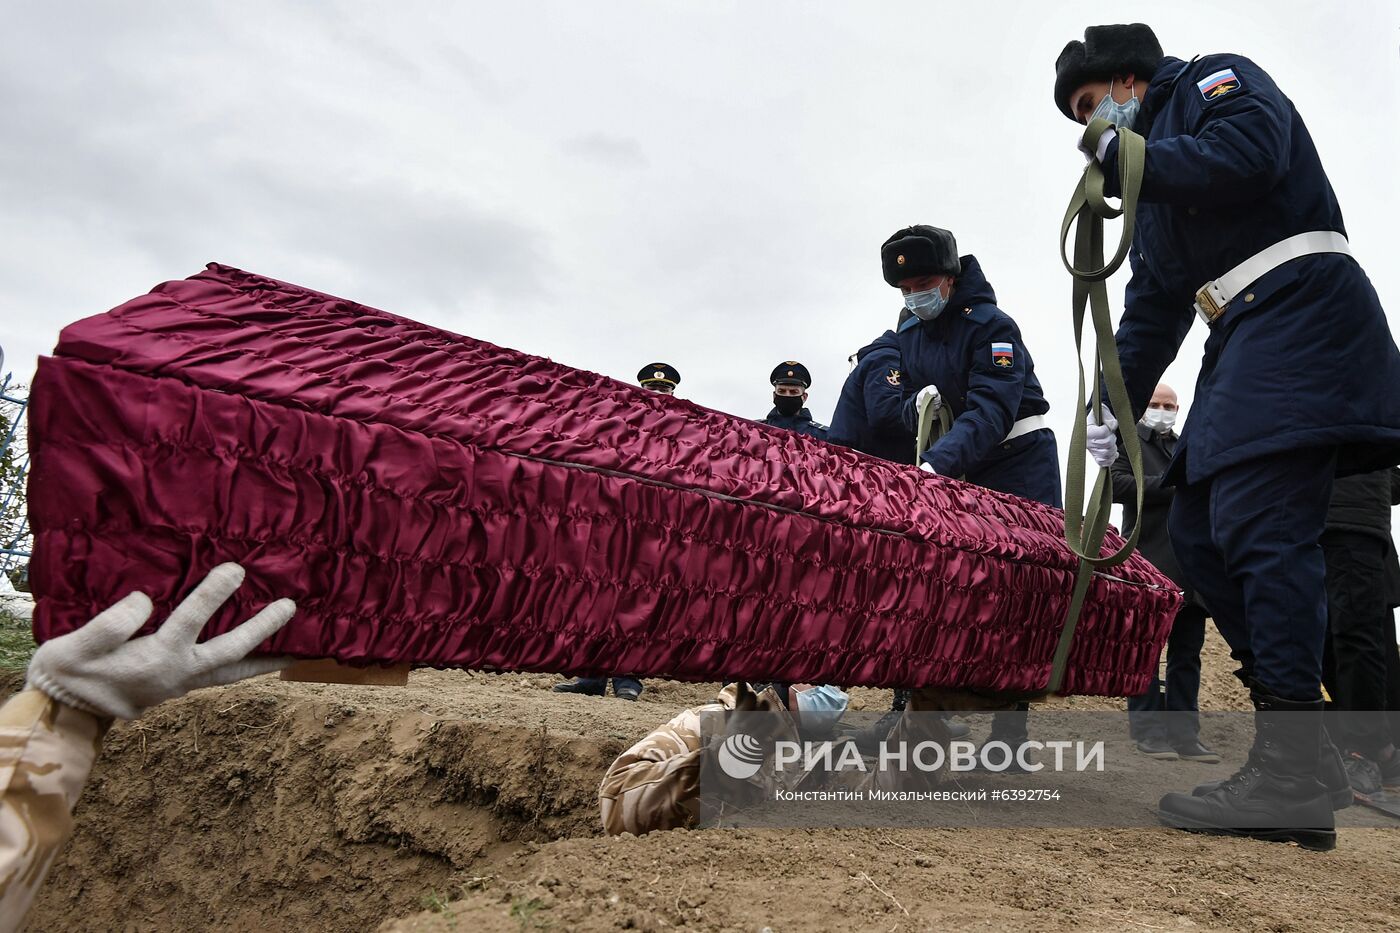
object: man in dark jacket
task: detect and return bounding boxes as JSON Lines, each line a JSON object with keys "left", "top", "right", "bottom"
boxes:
{"left": 760, "top": 362, "right": 828, "bottom": 440}
{"left": 1322, "top": 466, "right": 1400, "bottom": 793}
{"left": 1111, "top": 384, "right": 1217, "bottom": 764}
{"left": 883, "top": 225, "right": 1062, "bottom": 761}
{"left": 828, "top": 310, "right": 927, "bottom": 740}
{"left": 1055, "top": 23, "right": 1400, "bottom": 849}
{"left": 828, "top": 315, "right": 915, "bottom": 465}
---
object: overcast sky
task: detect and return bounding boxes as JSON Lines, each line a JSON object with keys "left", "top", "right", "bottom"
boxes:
{"left": 2, "top": 2, "right": 1398, "bottom": 530}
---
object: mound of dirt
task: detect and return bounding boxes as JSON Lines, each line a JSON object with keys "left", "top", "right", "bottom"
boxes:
{"left": 23, "top": 670, "right": 669, "bottom": 932}
{"left": 19, "top": 625, "right": 1400, "bottom": 932}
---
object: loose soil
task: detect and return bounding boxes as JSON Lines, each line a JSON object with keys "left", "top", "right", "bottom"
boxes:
{"left": 15, "top": 626, "right": 1400, "bottom": 932}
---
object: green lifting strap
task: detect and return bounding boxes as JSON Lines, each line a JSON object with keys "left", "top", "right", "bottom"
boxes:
{"left": 914, "top": 388, "right": 956, "bottom": 474}
{"left": 1045, "top": 118, "right": 1150, "bottom": 694}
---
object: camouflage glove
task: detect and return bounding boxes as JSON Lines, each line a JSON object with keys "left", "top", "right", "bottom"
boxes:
{"left": 26, "top": 563, "right": 296, "bottom": 720}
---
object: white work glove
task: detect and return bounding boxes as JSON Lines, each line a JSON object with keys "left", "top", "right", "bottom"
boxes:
{"left": 26, "top": 563, "right": 296, "bottom": 720}
{"left": 916, "top": 384, "right": 943, "bottom": 413}
{"left": 919, "top": 461, "right": 937, "bottom": 475}
{"left": 1085, "top": 404, "right": 1120, "bottom": 468}
{"left": 1077, "top": 126, "right": 1117, "bottom": 164}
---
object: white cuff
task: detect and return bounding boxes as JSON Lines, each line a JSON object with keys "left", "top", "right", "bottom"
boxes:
{"left": 1095, "top": 127, "right": 1118, "bottom": 164}
{"left": 26, "top": 669, "right": 112, "bottom": 719}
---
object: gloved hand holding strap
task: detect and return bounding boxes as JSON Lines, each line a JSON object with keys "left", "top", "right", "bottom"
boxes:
{"left": 1048, "top": 118, "right": 1151, "bottom": 693}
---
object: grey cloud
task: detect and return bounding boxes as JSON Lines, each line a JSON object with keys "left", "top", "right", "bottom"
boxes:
{"left": 222, "top": 159, "right": 552, "bottom": 308}
{"left": 0, "top": 7, "right": 554, "bottom": 321}
{"left": 560, "top": 133, "right": 648, "bottom": 169}
{"left": 435, "top": 44, "right": 508, "bottom": 102}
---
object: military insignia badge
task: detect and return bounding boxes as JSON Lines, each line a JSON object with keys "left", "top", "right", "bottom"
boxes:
{"left": 992, "top": 342, "right": 1014, "bottom": 368}
{"left": 1197, "top": 67, "right": 1242, "bottom": 101}
{"left": 885, "top": 369, "right": 901, "bottom": 386}
{"left": 654, "top": 371, "right": 665, "bottom": 380}
{"left": 896, "top": 254, "right": 906, "bottom": 265}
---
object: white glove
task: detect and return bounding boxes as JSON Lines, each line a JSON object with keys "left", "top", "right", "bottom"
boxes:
{"left": 919, "top": 461, "right": 937, "bottom": 475}
{"left": 916, "top": 384, "right": 943, "bottom": 412}
{"left": 1086, "top": 404, "right": 1120, "bottom": 468}
{"left": 1077, "top": 126, "right": 1118, "bottom": 163}
{"left": 26, "top": 563, "right": 296, "bottom": 720}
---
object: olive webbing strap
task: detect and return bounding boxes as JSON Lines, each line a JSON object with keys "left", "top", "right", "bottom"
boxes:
{"left": 1045, "top": 119, "right": 1149, "bottom": 693}
{"left": 914, "top": 391, "right": 956, "bottom": 473}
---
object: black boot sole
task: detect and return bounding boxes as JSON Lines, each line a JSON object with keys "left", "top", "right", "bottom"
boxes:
{"left": 1157, "top": 810, "right": 1337, "bottom": 851}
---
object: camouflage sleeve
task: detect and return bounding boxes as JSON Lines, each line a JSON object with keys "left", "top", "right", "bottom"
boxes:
{"left": 598, "top": 703, "right": 715, "bottom": 836}
{"left": 0, "top": 689, "right": 109, "bottom": 929}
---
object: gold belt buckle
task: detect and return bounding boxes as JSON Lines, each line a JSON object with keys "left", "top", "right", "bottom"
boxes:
{"left": 1194, "top": 282, "right": 1226, "bottom": 325}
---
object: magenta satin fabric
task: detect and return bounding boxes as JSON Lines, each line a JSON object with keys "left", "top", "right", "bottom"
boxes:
{"left": 28, "top": 264, "right": 1181, "bottom": 695}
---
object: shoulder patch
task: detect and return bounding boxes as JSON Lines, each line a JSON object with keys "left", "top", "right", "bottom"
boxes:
{"left": 885, "top": 368, "right": 901, "bottom": 386}
{"left": 991, "top": 342, "right": 1014, "bottom": 368}
{"left": 1197, "top": 67, "right": 1243, "bottom": 102}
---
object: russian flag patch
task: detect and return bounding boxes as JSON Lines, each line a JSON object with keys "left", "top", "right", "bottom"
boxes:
{"left": 992, "top": 342, "right": 1014, "bottom": 368}
{"left": 1197, "top": 67, "right": 1242, "bottom": 101}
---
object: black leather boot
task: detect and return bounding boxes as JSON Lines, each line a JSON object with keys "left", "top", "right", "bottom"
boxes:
{"left": 1191, "top": 726, "right": 1351, "bottom": 811}
{"left": 1191, "top": 666, "right": 1349, "bottom": 810}
{"left": 1159, "top": 686, "right": 1336, "bottom": 851}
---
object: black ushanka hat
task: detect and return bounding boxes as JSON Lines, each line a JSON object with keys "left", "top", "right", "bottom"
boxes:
{"left": 1054, "top": 23, "right": 1164, "bottom": 120}
{"left": 881, "top": 225, "right": 960, "bottom": 287}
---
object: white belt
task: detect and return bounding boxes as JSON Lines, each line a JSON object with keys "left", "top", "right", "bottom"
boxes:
{"left": 1003, "top": 414, "right": 1047, "bottom": 443}
{"left": 1194, "top": 231, "right": 1352, "bottom": 325}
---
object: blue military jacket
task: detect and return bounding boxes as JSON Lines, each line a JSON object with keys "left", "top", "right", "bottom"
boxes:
{"left": 827, "top": 332, "right": 915, "bottom": 463}
{"left": 761, "top": 408, "right": 829, "bottom": 440}
{"left": 894, "top": 255, "right": 1052, "bottom": 483}
{"left": 1100, "top": 54, "right": 1400, "bottom": 482}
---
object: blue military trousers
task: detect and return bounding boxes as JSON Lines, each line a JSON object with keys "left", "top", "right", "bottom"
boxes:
{"left": 1167, "top": 447, "right": 1337, "bottom": 700}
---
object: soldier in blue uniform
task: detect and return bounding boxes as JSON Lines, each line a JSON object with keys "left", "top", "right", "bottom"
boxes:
{"left": 1055, "top": 23, "right": 1400, "bottom": 849}
{"left": 760, "top": 362, "right": 828, "bottom": 440}
{"left": 881, "top": 225, "right": 1062, "bottom": 761}
{"left": 882, "top": 226, "right": 1061, "bottom": 506}
{"left": 553, "top": 362, "right": 683, "bottom": 701}
{"left": 828, "top": 311, "right": 925, "bottom": 739}
{"left": 828, "top": 312, "right": 916, "bottom": 464}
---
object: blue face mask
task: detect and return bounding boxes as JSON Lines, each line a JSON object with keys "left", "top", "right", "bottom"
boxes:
{"left": 903, "top": 285, "right": 948, "bottom": 322}
{"left": 794, "top": 685, "right": 849, "bottom": 735}
{"left": 1090, "top": 78, "right": 1140, "bottom": 131}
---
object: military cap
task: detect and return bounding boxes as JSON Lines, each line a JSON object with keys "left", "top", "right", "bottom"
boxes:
{"left": 1054, "top": 24, "right": 1164, "bottom": 120}
{"left": 770, "top": 361, "right": 812, "bottom": 388}
{"left": 638, "top": 362, "right": 680, "bottom": 388}
{"left": 881, "top": 225, "right": 961, "bottom": 286}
